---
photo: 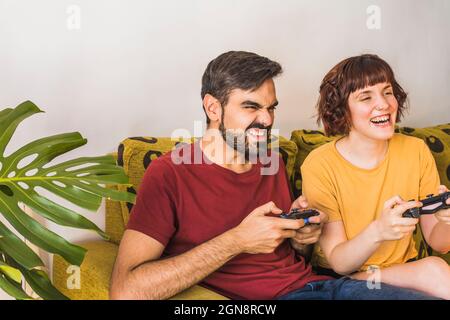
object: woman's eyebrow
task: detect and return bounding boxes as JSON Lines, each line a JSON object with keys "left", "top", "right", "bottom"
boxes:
{"left": 356, "top": 90, "right": 372, "bottom": 97}
{"left": 356, "top": 84, "right": 392, "bottom": 98}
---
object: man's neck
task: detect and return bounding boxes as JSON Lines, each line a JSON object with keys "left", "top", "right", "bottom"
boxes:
{"left": 200, "top": 130, "right": 253, "bottom": 174}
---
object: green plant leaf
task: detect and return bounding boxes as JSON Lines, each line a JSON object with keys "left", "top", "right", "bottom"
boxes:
{"left": 0, "top": 274, "right": 32, "bottom": 300}
{"left": 0, "top": 101, "right": 136, "bottom": 299}
{"left": 0, "top": 197, "right": 87, "bottom": 266}
{"left": 19, "top": 267, "right": 69, "bottom": 300}
{"left": 0, "top": 261, "right": 22, "bottom": 283}
{"left": 0, "top": 220, "right": 44, "bottom": 269}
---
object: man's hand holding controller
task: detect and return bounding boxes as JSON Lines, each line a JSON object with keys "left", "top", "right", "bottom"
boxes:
{"left": 288, "top": 195, "right": 328, "bottom": 247}
{"left": 230, "top": 201, "right": 305, "bottom": 254}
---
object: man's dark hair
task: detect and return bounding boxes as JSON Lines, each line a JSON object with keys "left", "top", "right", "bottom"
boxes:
{"left": 201, "top": 51, "right": 283, "bottom": 124}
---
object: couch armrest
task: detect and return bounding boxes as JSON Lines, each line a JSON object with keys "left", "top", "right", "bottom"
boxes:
{"left": 53, "top": 240, "right": 118, "bottom": 300}
{"left": 52, "top": 240, "right": 228, "bottom": 300}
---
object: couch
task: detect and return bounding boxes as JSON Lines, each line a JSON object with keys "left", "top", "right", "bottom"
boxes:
{"left": 52, "top": 123, "right": 450, "bottom": 299}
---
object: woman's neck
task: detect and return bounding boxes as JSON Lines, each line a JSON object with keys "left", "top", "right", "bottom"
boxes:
{"left": 336, "top": 131, "right": 389, "bottom": 169}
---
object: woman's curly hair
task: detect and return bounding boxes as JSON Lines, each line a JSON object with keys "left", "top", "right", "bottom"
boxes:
{"left": 316, "top": 54, "right": 408, "bottom": 136}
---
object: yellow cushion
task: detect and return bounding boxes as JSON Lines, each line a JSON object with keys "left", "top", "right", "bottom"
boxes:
{"left": 397, "top": 123, "right": 450, "bottom": 188}
{"left": 53, "top": 240, "right": 119, "bottom": 300}
{"left": 52, "top": 240, "right": 228, "bottom": 300}
{"left": 105, "top": 184, "right": 126, "bottom": 245}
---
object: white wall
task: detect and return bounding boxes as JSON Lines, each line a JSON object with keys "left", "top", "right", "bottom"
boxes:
{"left": 0, "top": 0, "right": 449, "bottom": 299}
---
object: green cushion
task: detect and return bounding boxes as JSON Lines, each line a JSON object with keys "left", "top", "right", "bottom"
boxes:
{"left": 397, "top": 123, "right": 450, "bottom": 188}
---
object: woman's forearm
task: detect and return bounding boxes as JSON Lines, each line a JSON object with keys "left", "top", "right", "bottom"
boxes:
{"left": 428, "top": 222, "right": 450, "bottom": 254}
{"left": 326, "top": 221, "right": 382, "bottom": 275}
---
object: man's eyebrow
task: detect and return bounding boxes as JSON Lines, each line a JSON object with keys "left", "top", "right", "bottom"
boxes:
{"left": 241, "top": 100, "right": 279, "bottom": 108}
{"left": 269, "top": 100, "right": 279, "bottom": 108}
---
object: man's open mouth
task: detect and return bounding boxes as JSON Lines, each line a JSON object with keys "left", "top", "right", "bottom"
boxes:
{"left": 247, "top": 128, "right": 267, "bottom": 139}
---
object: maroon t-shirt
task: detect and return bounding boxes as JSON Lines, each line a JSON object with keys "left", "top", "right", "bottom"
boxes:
{"left": 126, "top": 142, "right": 330, "bottom": 299}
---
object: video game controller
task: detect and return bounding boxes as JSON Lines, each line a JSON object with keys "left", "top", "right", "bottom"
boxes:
{"left": 402, "top": 191, "right": 450, "bottom": 218}
{"left": 280, "top": 208, "right": 320, "bottom": 225}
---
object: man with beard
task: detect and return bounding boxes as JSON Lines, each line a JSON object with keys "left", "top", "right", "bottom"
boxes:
{"left": 110, "top": 51, "right": 436, "bottom": 300}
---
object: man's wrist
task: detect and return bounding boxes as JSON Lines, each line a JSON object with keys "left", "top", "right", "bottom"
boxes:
{"left": 221, "top": 227, "right": 246, "bottom": 256}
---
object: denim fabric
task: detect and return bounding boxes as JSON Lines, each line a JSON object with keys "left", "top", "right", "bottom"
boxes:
{"left": 277, "top": 277, "right": 440, "bottom": 300}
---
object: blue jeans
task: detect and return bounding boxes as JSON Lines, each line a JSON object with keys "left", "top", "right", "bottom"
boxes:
{"left": 277, "top": 277, "right": 439, "bottom": 300}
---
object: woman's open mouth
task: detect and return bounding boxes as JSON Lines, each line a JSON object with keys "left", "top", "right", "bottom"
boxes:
{"left": 370, "top": 114, "right": 392, "bottom": 128}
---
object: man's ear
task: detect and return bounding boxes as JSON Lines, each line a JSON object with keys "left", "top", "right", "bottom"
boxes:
{"left": 203, "top": 94, "right": 222, "bottom": 124}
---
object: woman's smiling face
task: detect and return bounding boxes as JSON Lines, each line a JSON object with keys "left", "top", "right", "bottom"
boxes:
{"left": 347, "top": 82, "right": 398, "bottom": 141}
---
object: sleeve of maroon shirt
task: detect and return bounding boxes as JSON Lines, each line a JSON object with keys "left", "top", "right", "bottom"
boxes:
{"left": 126, "top": 157, "right": 177, "bottom": 247}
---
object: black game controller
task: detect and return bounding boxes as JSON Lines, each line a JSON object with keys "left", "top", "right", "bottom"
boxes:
{"left": 402, "top": 191, "right": 450, "bottom": 218}
{"left": 280, "top": 208, "right": 320, "bottom": 225}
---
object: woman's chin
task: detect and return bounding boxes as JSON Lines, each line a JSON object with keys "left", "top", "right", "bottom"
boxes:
{"left": 369, "top": 128, "right": 395, "bottom": 141}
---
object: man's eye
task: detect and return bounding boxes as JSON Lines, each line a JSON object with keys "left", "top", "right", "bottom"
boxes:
{"left": 268, "top": 107, "right": 277, "bottom": 111}
{"left": 244, "top": 106, "right": 258, "bottom": 109}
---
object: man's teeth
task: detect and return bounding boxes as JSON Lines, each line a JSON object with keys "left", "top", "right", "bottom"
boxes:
{"left": 370, "top": 115, "right": 390, "bottom": 123}
{"left": 248, "top": 129, "right": 265, "bottom": 136}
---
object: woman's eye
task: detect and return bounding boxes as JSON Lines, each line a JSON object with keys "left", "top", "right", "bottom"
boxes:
{"left": 361, "top": 97, "right": 370, "bottom": 101}
{"left": 385, "top": 91, "right": 393, "bottom": 96}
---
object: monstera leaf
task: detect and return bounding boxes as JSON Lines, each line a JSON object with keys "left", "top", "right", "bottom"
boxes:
{"left": 0, "top": 101, "right": 135, "bottom": 299}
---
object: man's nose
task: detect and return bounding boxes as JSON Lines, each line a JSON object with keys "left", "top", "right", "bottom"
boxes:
{"left": 258, "top": 109, "right": 274, "bottom": 127}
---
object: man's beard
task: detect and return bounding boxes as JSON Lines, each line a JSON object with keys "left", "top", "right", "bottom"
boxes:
{"left": 219, "top": 118, "right": 272, "bottom": 162}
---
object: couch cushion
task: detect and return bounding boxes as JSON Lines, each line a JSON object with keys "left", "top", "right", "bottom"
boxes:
{"left": 397, "top": 123, "right": 450, "bottom": 188}
{"left": 108, "top": 136, "right": 298, "bottom": 241}
{"left": 52, "top": 240, "right": 228, "bottom": 300}
{"left": 53, "top": 240, "right": 119, "bottom": 300}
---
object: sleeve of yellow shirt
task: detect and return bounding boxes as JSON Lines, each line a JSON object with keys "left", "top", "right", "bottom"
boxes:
{"left": 301, "top": 155, "right": 342, "bottom": 222}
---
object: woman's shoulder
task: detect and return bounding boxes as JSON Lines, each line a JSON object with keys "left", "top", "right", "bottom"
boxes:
{"left": 390, "top": 133, "right": 426, "bottom": 149}
{"left": 302, "top": 140, "right": 338, "bottom": 168}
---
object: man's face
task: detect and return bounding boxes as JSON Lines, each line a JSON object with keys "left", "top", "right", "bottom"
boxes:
{"left": 219, "top": 79, "right": 278, "bottom": 159}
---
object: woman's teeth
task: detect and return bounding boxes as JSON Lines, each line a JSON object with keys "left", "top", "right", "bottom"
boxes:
{"left": 370, "top": 115, "right": 390, "bottom": 125}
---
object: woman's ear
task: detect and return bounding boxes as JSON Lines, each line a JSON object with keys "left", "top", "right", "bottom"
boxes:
{"left": 203, "top": 94, "right": 222, "bottom": 124}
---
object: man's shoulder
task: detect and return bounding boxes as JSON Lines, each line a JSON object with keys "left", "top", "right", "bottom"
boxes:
{"left": 153, "top": 142, "right": 197, "bottom": 169}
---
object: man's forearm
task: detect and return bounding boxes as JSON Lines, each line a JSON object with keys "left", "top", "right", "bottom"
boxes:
{"left": 118, "top": 229, "right": 242, "bottom": 299}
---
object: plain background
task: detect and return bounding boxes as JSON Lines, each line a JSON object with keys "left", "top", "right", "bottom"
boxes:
{"left": 0, "top": 0, "right": 449, "bottom": 299}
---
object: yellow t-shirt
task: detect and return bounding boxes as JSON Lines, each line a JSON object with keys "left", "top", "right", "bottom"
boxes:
{"left": 301, "top": 133, "right": 440, "bottom": 271}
